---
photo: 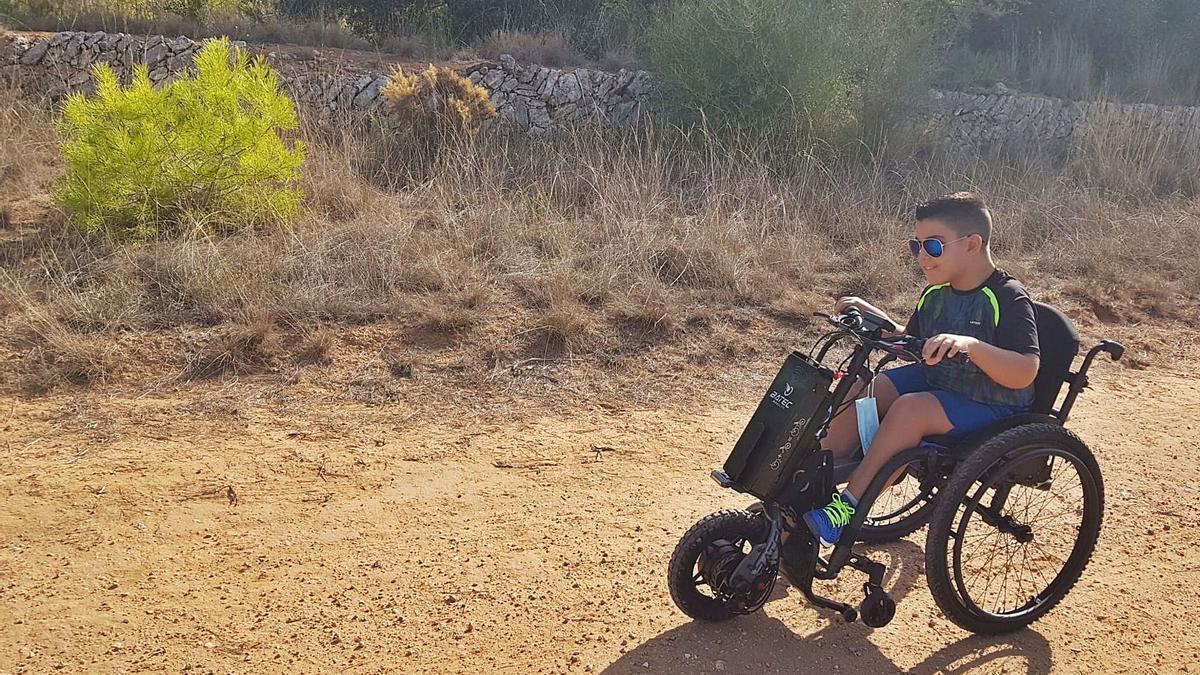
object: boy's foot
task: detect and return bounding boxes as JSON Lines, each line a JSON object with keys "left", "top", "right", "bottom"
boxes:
{"left": 803, "top": 492, "right": 856, "bottom": 546}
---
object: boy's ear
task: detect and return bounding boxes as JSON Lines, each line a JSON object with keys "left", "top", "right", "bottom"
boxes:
{"left": 968, "top": 233, "right": 985, "bottom": 254}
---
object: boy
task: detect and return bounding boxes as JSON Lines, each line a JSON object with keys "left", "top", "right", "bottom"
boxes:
{"left": 803, "top": 192, "right": 1041, "bottom": 546}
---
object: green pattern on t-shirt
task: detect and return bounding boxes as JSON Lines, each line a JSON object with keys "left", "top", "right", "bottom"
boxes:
{"left": 915, "top": 283, "right": 1034, "bottom": 409}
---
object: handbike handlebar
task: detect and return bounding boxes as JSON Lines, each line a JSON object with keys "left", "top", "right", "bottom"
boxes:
{"left": 815, "top": 309, "right": 968, "bottom": 365}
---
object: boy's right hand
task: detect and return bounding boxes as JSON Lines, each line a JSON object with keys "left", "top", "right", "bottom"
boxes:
{"left": 834, "top": 296, "right": 884, "bottom": 317}
{"left": 834, "top": 297, "right": 900, "bottom": 333}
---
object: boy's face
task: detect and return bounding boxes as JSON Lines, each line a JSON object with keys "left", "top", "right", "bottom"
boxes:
{"left": 913, "top": 217, "right": 977, "bottom": 285}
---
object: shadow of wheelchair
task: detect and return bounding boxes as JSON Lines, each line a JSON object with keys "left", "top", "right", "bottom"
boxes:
{"left": 605, "top": 539, "right": 1053, "bottom": 675}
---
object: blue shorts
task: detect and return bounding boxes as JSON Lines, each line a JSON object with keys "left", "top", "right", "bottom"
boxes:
{"left": 881, "top": 364, "right": 1024, "bottom": 437}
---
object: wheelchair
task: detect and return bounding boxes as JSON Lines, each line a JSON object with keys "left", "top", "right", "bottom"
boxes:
{"left": 667, "top": 304, "right": 1124, "bottom": 634}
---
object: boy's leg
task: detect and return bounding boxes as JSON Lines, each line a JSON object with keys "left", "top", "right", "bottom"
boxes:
{"left": 820, "top": 372, "right": 902, "bottom": 461}
{"left": 803, "top": 392, "right": 952, "bottom": 546}
{"left": 844, "top": 393, "right": 953, "bottom": 499}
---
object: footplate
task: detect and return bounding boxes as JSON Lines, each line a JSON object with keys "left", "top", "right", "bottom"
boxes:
{"left": 784, "top": 528, "right": 895, "bottom": 626}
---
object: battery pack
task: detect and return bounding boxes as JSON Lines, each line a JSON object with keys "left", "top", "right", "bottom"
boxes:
{"left": 723, "top": 352, "right": 834, "bottom": 500}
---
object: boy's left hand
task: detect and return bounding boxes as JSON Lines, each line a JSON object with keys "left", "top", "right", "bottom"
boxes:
{"left": 923, "top": 334, "right": 979, "bottom": 365}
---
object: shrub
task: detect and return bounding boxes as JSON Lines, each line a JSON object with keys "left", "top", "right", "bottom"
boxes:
{"left": 644, "top": 0, "right": 854, "bottom": 142}
{"left": 850, "top": 0, "right": 949, "bottom": 147}
{"left": 377, "top": 64, "right": 496, "bottom": 182}
{"left": 55, "top": 37, "right": 305, "bottom": 239}
{"left": 959, "top": 0, "right": 1200, "bottom": 104}
{"left": 644, "top": 0, "right": 995, "bottom": 146}
{"left": 382, "top": 64, "right": 495, "bottom": 134}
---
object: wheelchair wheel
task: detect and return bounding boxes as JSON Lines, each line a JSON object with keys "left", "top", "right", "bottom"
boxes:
{"left": 857, "top": 460, "right": 945, "bottom": 544}
{"left": 925, "top": 423, "right": 1103, "bottom": 634}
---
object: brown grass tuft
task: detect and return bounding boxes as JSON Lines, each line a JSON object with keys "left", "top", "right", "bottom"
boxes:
{"left": 537, "top": 301, "right": 597, "bottom": 353}
{"left": 183, "top": 318, "right": 282, "bottom": 380}
{"left": 0, "top": 295, "right": 118, "bottom": 394}
{"left": 609, "top": 283, "right": 682, "bottom": 336}
{"left": 18, "top": 329, "right": 117, "bottom": 394}
{"left": 294, "top": 327, "right": 335, "bottom": 366}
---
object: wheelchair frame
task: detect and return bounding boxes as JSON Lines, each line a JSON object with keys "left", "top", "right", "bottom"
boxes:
{"left": 699, "top": 309, "right": 1124, "bottom": 626}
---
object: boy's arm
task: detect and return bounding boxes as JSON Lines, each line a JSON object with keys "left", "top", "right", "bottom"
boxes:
{"left": 922, "top": 336, "right": 1039, "bottom": 388}
{"left": 923, "top": 291, "right": 1040, "bottom": 389}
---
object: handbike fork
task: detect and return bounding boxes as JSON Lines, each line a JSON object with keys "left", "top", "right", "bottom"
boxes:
{"left": 846, "top": 551, "right": 887, "bottom": 587}
{"left": 792, "top": 536, "right": 859, "bottom": 623}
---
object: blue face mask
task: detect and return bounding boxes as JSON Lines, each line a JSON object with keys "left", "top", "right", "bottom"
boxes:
{"left": 856, "top": 388, "right": 880, "bottom": 455}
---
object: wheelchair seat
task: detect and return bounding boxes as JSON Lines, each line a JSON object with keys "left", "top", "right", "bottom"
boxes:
{"left": 920, "top": 302, "right": 1080, "bottom": 452}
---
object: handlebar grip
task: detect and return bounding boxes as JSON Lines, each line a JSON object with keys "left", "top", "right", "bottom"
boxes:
{"left": 1100, "top": 340, "right": 1125, "bottom": 361}
{"left": 902, "top": 338, "right": 969, "bottom": 364}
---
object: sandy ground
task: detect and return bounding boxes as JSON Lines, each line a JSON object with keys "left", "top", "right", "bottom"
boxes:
{"left": 2, "top": 353, "right": 1199, "bottom": 675}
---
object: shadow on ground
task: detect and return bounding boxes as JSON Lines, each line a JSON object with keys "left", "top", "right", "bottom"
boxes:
{"left": 606, "top": 540, "right": 1053, "bottom": 675}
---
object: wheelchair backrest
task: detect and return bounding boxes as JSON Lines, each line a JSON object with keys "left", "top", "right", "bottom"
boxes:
{"left": 1031, "top": 302, "right": 1080, "bottom": 416}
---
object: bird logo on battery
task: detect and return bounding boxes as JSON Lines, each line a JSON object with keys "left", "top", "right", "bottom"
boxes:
{"left": 769, "top": 384, "right": 795, "bottom": 410}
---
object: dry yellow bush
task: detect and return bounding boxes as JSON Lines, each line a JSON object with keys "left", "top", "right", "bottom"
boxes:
{"left": 381, "top": 65, "right": 496, "bottom": 135}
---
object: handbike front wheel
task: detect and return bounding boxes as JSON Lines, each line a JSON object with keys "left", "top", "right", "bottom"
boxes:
{"left": 925, "top": 424, "right": 1104, "bottom": 634}
{"left": 667, "top": 509, "right": 770, "bottom": 622}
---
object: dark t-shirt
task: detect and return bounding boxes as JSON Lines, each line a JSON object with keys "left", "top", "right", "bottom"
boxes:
{"left": 902, "top": 268, "right": 1039, "bottom": 407}
{"left": 903, "top": 268, "right": 1040, "bottom": 355}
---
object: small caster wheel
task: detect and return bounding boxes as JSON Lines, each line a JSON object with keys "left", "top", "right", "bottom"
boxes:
{"left": 840, "top": 607, "right": 858, "bottom": 623}
{"left": 860, "top": 585, "right": 896, "bottom": 628}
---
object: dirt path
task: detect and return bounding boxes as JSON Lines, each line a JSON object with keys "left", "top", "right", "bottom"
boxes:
{"left": 2, "top": 360, "right": 1198, "bottom": 674}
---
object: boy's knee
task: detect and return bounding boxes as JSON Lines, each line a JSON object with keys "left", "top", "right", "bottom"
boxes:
{"left": 883, "top": 392, "right": 951, "bottom": 433}
{"left": 889, "top": 392, "right": 933, "bottom": 413}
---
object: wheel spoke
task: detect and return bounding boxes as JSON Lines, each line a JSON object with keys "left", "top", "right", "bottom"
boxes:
{"left": 947, "top": 445, "right": 1096, "bottom": 620}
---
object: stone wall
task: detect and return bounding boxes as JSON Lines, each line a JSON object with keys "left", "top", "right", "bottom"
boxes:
{"left": 929, "top": 88, "right": 1200, "bottom": 151}
{"left": 0, "top": 30, "right": 655, "bottom": 136}
{"left": 5, "top": 30, "right": 1199, "bottom": 146}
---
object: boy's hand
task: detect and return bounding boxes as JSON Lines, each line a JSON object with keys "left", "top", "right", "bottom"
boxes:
{"left": 834, "top": 297, "right": 901, "bottom": 333}
{"left": 922, "top": 334, "right": 979, "bottom": 365}
{"left": 834, "top": 296, "right": 881, "bottom": 315}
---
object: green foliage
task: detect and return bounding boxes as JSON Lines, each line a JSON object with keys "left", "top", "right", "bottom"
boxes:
{"left": 55, "top": 37, "right": 305, "bottom": 239}
{"left": 276, "top": 0, "right": 448, "bottom": 40}
{"left": 851, "top": 0, "right": 941, "bottom": 145}
{"left": 643, "top": 0, "right": 991, "bottom": 145}
{"left": 645, "top": 0, "right": 854, "bottom": 142}
{"left": 275, "top": 0, "right": 664, "bottom": 50}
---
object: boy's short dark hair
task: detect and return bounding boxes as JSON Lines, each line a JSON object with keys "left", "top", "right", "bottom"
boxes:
{"left": 915, "top": 192, "right": 992, "bottom": 243}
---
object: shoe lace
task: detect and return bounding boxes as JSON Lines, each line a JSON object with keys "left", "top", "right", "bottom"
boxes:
{"left": 822, "top": 493, "right": 855, "bottom": 527}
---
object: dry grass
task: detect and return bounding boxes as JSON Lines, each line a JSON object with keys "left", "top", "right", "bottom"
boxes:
{"left": 0, "top": 2, "right": 453, "bottom": 57}
{"left": 1067, "top": 104, "right": 1200, "bottom": 202}
{"left": 0, "top": 279, "right": 119, "bottom": 393}
{"left": 959, "top": 29, "right": 1200, "bottom": 107}
{"left": 182, "top": 316, "right": 282, "bottom": 380}
{"left": 293, "top": 326, "right": 334, "bottom": 366}
{"left": 1, "top": 81, "right": 1199, "bottom": 392}
{"left": 473, "top": 29, "right": 581, "bottom": 68}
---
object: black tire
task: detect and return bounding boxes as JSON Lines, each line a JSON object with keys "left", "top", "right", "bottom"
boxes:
{"left": 667, "top": 509, "right": 767, "bottom": 622}
{"left": 925, "top": 424, "right": 1104, "bottom": 634}
{"left": 857, "top": 462, "right": 945, "bottom": 544}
